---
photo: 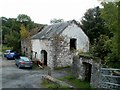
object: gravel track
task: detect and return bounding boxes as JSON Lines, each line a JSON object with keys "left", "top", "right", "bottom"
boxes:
{"left": 1, "top": 58, "right": 69, "bottom": 88}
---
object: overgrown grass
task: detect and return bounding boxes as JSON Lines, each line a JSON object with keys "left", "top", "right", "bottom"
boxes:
{"left": 59, "top": 76, "right": 91, "bottom": 88}
{"left": 41, "top": 75, "right": 91, "bottom": 89}
{"left": 41, "top": 80, "right": 68, "bottom": 88}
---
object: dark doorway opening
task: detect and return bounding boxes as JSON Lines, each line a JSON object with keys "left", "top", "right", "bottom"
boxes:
{"left": 70, "top": 38, "right": 76, "bottom": 50}
{"left": 41, "top": 50, "right": 47, "bottom": 66}
{"left": 83, "top": 62, "right": 92, "bottom": 82}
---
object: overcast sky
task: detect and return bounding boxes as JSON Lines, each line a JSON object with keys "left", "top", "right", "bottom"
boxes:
{"left": 0, "top": 0, "right": 100, "bottom": 24}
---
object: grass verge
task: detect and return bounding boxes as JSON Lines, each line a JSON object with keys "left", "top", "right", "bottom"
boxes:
{"left": 59, "top": 75, "right": 91, "bottom": 88}
{"left": 41, "top": 75, "right": 91, "bottom": 89}
{"left": 41, "top": 80, "right": 68, "bottom": 88}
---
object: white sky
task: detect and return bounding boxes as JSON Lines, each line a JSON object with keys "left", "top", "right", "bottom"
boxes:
{"left": 0, "top": 0, "right": 100, "bottom": 24}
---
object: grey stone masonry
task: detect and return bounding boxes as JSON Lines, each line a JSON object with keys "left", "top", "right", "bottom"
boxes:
{"left": 72, "top": 55, "right": 120, "bottom": 89}
{"left": 72, "top": 55, "right": 101, "bottom": 88}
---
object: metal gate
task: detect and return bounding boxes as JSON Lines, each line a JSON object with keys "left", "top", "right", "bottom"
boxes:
{"left": 100, "top": 68, "right": 120, "bottom": 89}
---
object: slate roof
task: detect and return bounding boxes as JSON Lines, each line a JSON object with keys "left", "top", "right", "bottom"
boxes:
{"left": 32, "top": 20, "right": 79, "bottom": 40}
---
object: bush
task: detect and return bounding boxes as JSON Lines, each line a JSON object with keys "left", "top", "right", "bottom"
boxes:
{"left": 2, "top": 45, "right": 13, "bottom": 52}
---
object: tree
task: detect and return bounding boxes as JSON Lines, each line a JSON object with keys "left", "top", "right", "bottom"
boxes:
{"left": 81, "top": 6, "right": 110, "bottom": 44}
{"left": 50, "top": 18, "right": 64, "bottom": 24}
{"left": 92, "top": 35, "right": 111, "bottom": 60}
{"left": 2, "top": 15, "right": 43, "bottom": 53}
{"left": 100, "top": 2, "right": 120, "bottom": 68}
{"left": 20, "top": 24, "right": 30, "bottom": 39}
{"left": 17, "top": 14, "right": 31, "bottom": 23}
{"left": 1, "top": 17, "right": 20, "bottom": 44}
{"left": 80, "top": 6, "right": 120, "bottom": 67}
{"left": 5, "top": 31, "right": 21, "bottom": 51}
{"left": 80, "top": 6, "right": 112, "bottom": 62}
{"left": 17, "top": 14, "right": 34, "bottom": 30}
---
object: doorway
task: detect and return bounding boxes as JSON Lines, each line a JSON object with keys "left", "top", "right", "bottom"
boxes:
{"left": 41, "top": 50, "right": 47, "bottom": 66}
{"left": 83, "top": 62, "right": 92, "bottom": 82}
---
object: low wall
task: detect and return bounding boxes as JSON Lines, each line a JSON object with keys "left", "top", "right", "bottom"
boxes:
{"left": 72, "top": 55, "right": 101, "bottom": 88}
{"left": 72, "top": 55, "right": 120, "bottom": 89}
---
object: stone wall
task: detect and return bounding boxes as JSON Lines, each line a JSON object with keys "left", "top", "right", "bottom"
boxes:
{"left": 31, "top": 22, "right": 89, "bottom": 69}
{"left": 62, "top": 23, "right": 89, "bottom": 52}
{"left": 50, "top": 35, "right": 73, "bottom": 69}
{"left": 72, "top": 55, "right": 101, "bottom": 88}
{"left": 72, "top": 55, "right": 85, "bottom": 81}
{"left": 31, "top": 36, "right": 73, "bottom": 69}
{"left": 21, "top": 38, "right": 32, "bottom": 59}
{"left": 31, "top": 39, "right": 54, "bottom": 69}
{"left": 72, "top": 55, "right": 120, "bottom": 89}
{"left": 90, "top": 58, "right": 101, "bottom": 88}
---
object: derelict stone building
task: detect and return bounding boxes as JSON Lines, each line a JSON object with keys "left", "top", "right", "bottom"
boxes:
{"left": 31, "top": 20, "right": 89, "bottom": 69}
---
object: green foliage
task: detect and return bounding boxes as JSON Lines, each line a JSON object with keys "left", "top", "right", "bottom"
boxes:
{"left": 20, "top": 24, "right": 30, "bottom": 39}
{"left": 2, "top": 14, "right": 43, "bottom": 52}
{"left": 42, "top": 76, "right": 91, "bottom": 88}
{"left": 17, "top": 14, "right": 31, "bottom": 23}
{"left": 59, "top": 76, "right": 91, "bottom": 88}
{"left": 17, "top": 14, "right": 36, "bottom": 31}
{"left": 100, "top": 2, "right": 120, "bottom": 68}
{"left": 101, "top": 2, "right": 118, "bottom": 32}
{"left": 1, "top": 17, "right": 20, "bottom": 44}
{"left": 81, "top": 6, "right": 109, "bottom": 44}
{"left": 80, "top": 6, "right": 112, "bottom": 66}
{"left": 50, "top": 18, "right": 64, "bottom": 24}
{"left": 2, "top": 45, "right": 13, "bottom": 52}
{"left": 41, "top": 80, "right": 67, "bottom": 88}
{"left": 81, "top": 3, "right": 120, "bottom": 68}
{"left": 92, "top": 35, "right": 111, "bottom": 59}
{"left": 5, "top": 31, "right": 21, "bottom": 51}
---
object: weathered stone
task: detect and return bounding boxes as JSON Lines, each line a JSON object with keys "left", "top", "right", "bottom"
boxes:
{"left": 72, "top": 55, "right": 120, "bottom": 89}
{"left": 22, "top": 20, "right": 89, "bottom": 69}
{"left": 72, "top": 55, "right": 101, "bottom": 88}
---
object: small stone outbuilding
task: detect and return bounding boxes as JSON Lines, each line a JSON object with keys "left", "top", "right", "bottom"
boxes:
{"left": 31, "top": 20, "right": 89, "bottom": 69}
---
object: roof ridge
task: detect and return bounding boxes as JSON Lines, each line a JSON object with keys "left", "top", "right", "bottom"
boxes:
{"left": 32, "top": 20, "right": 78, "bottom": 39}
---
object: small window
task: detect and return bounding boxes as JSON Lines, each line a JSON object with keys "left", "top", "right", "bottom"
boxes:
{"left": 70, "top": 38, "right": 76, "bottom": 51}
